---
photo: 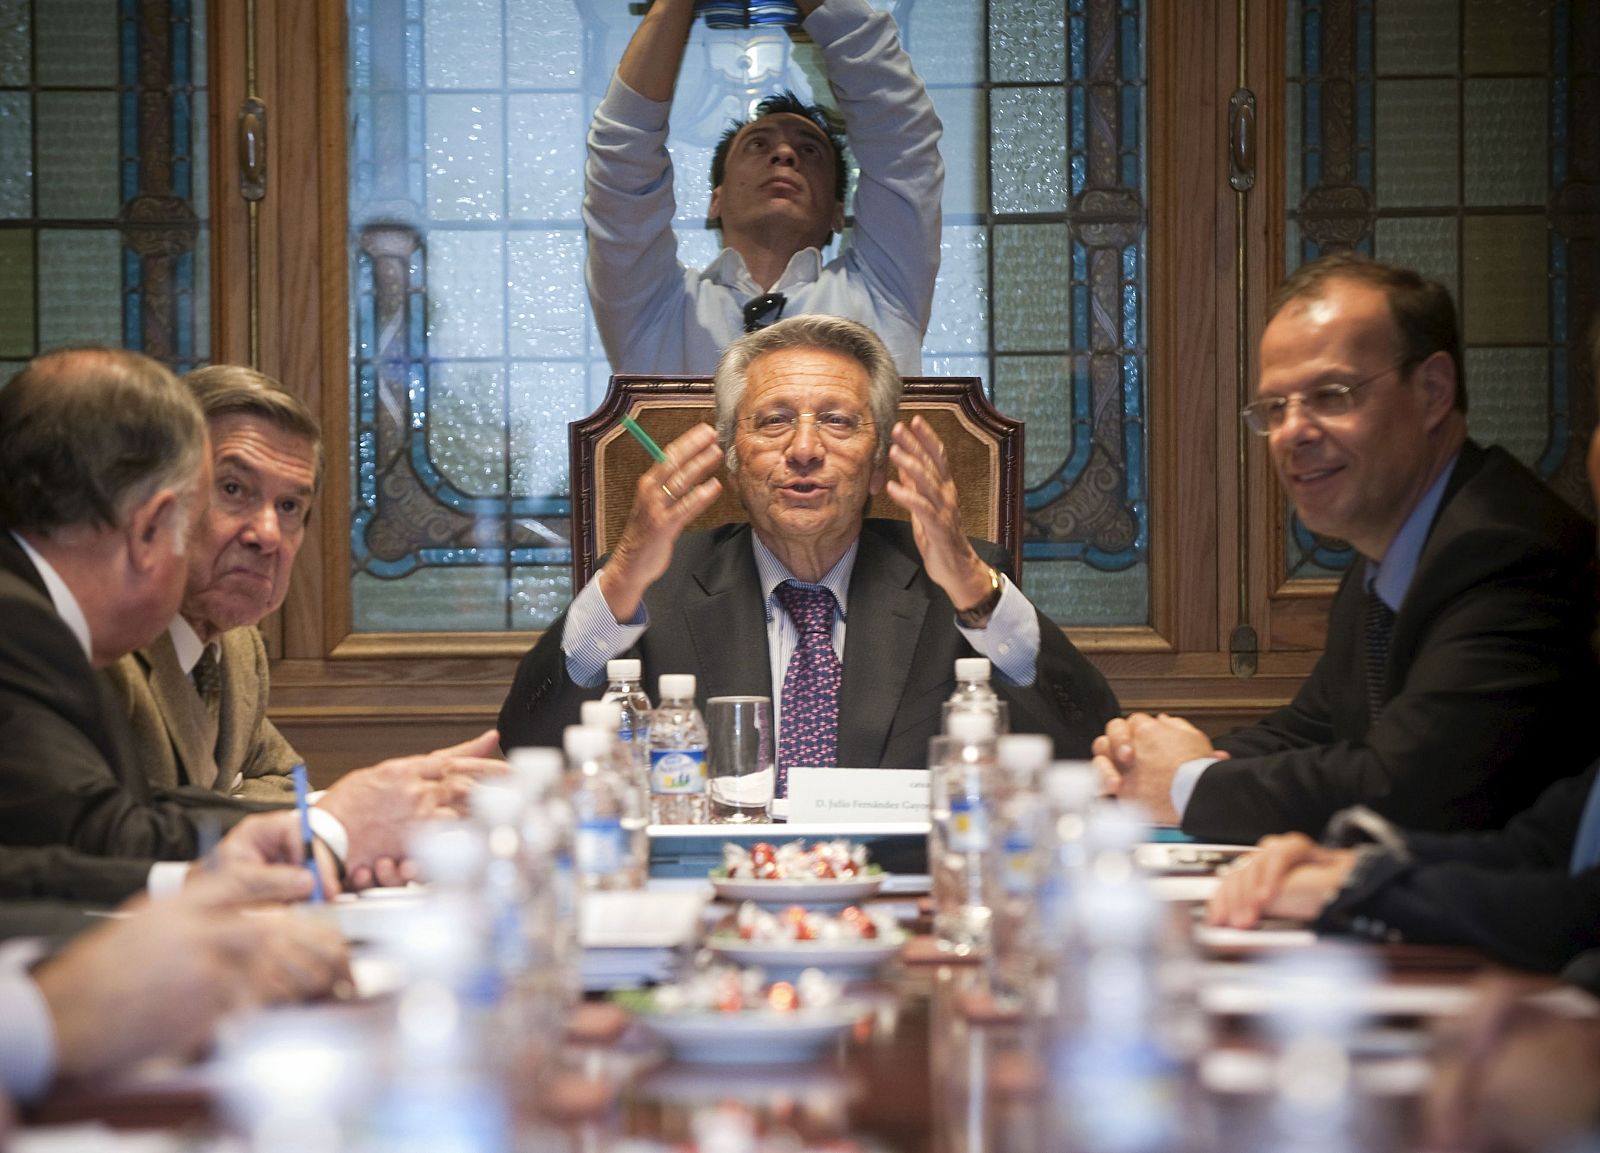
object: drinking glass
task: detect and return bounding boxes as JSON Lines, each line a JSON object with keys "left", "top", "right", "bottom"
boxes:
{"left": 706, "top": 696, "right": 775, "bottom": 823}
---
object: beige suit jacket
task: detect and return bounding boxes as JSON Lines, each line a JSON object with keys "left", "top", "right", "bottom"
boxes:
{"left": 105, "top": 626, "right": 299, "bottom": 802}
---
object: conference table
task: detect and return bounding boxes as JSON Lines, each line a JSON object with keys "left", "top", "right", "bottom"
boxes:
{"left": 23, "top": 828, "right": 1585, "bottom": 1153}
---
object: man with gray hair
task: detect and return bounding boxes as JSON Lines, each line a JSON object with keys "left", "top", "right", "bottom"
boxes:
{"left": 101, "top": 364, "right": 505, "bottom": 887}
{"left": 0, "top": 347, "right": 261, "bottom": 857}
{"left": 500, "top": 315, "right": 1117, "bottom": 772}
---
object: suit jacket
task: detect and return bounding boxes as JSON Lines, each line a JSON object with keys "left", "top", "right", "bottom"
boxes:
{"left": 105, "top": 626, "right": 298, "bottom": 801}
{"left": 0, "top": 844, "right": 152, "bottom": 907}
{"left": 500, "top": 519, "right": 1120, "bottom": 764}
{"left": 1190, "top": 441, "right": 1600, "bottom": 843}
{"left": 0, "top": 534, "right": 269, "bottom": 860}
{"left": 1318, "top": 763, "right": 1600, "bottom": 975}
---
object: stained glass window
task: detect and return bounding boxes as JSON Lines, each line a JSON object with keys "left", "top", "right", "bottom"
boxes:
{"left": 0, "top": 0, "right": 209, "bottom": 381}
{"left": 347, "top": 0, "right": 1149, "bottom": 631}
{"left": 1284, "top": 0, "right": 1599, "bottom": 579}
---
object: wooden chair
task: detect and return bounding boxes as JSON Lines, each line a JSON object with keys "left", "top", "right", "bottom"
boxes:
{"left": 569, "top": 375, "right": 1024, "bottom": 588}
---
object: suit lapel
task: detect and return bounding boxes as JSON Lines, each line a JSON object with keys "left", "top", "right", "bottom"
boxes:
{"left": 142, "top": 633, "right": 221, "bottom": 790}
{"left": 838, "top": 532, "right": 928, "bottom": 766}
{"left": 682, "top": 526, "right": 771, "bottom": 703}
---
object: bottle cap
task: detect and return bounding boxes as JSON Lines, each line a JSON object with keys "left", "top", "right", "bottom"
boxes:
{"left": 946, "top": 710, "right": 995, "bottom": 742}
{"left": 470, "top": 779, "right": 524, "bottom": 826}
{"left": 564, "top": 724, "right": 616, "bottom": 762}
{"left": 954, "top": 657, "right": 991, "bottom": 682}
{"left": 1043, "top": 760, "right": 1100, "bottom": 809}
{"left": 607, "top": 658, "right": 642, "bottom": 680}
{"left": 659, "top": 673, "right": 697, "bottom": 701}
{"left": 996, "top": 733, "right": 1052, "bottom": 775}
{"left": 581, "top": 699, "right": 622, "bottom": 731}
{"left": 507, "top": 747, "right": 563, "bottom": 796}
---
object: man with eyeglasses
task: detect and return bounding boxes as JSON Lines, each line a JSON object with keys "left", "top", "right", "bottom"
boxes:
{"left": 500, "top": 315, "right": 1118, "bottom": 771}
{"left": 1096, "top": 252, "right": 1598, "bottom": 843}
{"left": 583, "top": 0, "right": 942, "bottom": 375}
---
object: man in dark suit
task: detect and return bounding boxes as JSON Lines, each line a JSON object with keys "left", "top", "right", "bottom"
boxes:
{"left": 1202, "top": 318, "right": 1600, "bottom": 980}
{"left": 1097, "top": 254, "right": 1598, "bottom": 843}
{"left": 500, "top": 315, "right": 1118, "bottom": 768}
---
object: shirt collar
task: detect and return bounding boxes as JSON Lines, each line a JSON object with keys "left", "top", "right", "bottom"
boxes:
{"left": 1365, "top": 452, "right": 1460, "bottom": 612}
{"left": 703, "top": 246, "right": 825, "bottom": 295}
{"left": 10, "top": 531, "right": 93, "bottom": 664}
{"left": 168, "top": 616, "right": 212, "bottom": 675}
{"left": 751, "top": 532, "right": 858, "bottom": 623}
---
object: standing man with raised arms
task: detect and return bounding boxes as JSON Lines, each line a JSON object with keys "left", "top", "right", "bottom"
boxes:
{"left": 585, "top": 0, "right": 943, "bottom": 374}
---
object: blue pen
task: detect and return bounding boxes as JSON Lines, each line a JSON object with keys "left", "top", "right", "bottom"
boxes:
{"left": 290, "top": 763, "right": 327, "bottom": 903}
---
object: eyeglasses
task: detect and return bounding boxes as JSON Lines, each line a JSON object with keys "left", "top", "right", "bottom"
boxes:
{"left": 1240, "top": 359, "right": 1412, "bottom": 436}
{"left": 742, "top": 291, "right": 787, "bottom": 333}
{"left": 742, "top": 409, "right": 872, "bottom": 441}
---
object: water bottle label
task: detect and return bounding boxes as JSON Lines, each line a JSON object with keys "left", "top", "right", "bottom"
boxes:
{"left": 1001, "top": 829, "right": 1034, "bottom": 895}
{"left": 948, "top": 796, "right": 988, "bottom": 852}
{"left": 650, "top": 748, "right": 707, "bottom": 795}
{"left": 576, "top": 817, "right": 625, "bottom": 876}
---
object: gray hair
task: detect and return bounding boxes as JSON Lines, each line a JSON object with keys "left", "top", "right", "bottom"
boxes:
{"left": 0, "top": 348, "right": 206, "bottom": 534}
{"left": 713, "top": 315, "right": 902, "bottom": 471}
{"left": 185, "top": 364, "right": 325, "bottom": 490}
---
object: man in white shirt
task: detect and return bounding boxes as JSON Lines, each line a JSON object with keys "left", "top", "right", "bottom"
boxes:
{"left": 584, "top": 0, "right": 942, "bottom": 374}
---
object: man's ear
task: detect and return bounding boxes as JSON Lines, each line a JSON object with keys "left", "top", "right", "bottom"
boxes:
{"left": 1416, "top": 350, "right": 1458, "bottom": 431}
{"left": 708, "top": 186, "right": 723, "bottom": 226}
{"left": 123, "top": 489, "right": 182, "bottom": 574}
{"left": 830, "top": 199, "right": 845, "bottom": 235}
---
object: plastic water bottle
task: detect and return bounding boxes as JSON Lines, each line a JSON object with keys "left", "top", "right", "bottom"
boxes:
{"left": 601, "top": 657, "right": 653, "bottom": 752}
{"left": 648, "top": 674, "right": 709, "bottom": 824}
{"left": 988, "top": 733, "right": 1053, "bottom": 1008}
{"left": 942, "top": 657, "right": 1009, "bottom": 734}
{"left": 929, "top": 709, "right": 998, "bottom": 954}
{"left": 505, "top": 747, "right": 580, "bottom": 1009}
{"left": 583, "top": 698, "right": 651, "bottom": 869}
{"left": 564, "top": 724, "right": 639, "bottom": 889}
{"left": 1046, "top": 802, "right": 1184, "bottom": 1153}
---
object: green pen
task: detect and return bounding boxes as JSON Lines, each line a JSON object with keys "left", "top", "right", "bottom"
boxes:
{"left": 620, "top": 413, "right": 669, "bottom": 464}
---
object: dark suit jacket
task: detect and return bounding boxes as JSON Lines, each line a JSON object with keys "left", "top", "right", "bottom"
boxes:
{"left": 0, "top": 533, "right": 266, "bottom": 860}
{"left": 1319, "top": 763, "right": 1600, "bottom": 975}
{"left": 1188, "top": 441, "right": 1599, "bottom": 843}
{"left": 500, "top": 519, "right": 1120, "bottom": 764}
{"left": 0, "top": 845, "right": 152, "bottom": 906}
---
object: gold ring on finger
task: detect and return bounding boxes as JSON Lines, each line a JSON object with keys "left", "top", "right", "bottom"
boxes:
{"left": 661, "top": 482, "right": 678, "bottom": 502}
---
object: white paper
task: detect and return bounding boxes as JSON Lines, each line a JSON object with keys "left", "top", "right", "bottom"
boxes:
{"left": 785, "top": 767, "right": 930, "bottom": 823}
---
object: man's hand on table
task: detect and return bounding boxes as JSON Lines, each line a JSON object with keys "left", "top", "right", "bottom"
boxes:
{"left": 35, "top": 876, "right": 350, "bottom": 1085}
{"left": 600, "top": 423, "right": 725, "bottom": 622}
{"left": 884, "top": 416, "right": 998, "bottom": 623}
{"left": 1204, "top": 832, "right": 1357, "bottom": 928}
{"left": 1092, "top": 711, "right": 1223, "bottom": 824}
{"left": 190, "top": 810, "right": 342, "bottom": 899}
{"left": 319, "top": 728, "right": 506, "bottom": 890}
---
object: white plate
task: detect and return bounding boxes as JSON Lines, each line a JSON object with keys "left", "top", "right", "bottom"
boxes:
{"left": 639, "top": 1002, "right": 865, "bottom": 1064}
{"left": 710, "top": 875, "right": 884, "bottom": 907}
{"left": 706, "top": 932, "right": 905, "bottom": 972}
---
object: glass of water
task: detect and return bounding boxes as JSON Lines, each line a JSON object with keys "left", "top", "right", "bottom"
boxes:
{"left": 706, "top": 696, "right": 775, "bottom": 823}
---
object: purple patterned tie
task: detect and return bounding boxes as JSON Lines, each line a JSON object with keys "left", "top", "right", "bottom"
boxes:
{"left": 775, "top": 581, "right": 842, "bottom": 797}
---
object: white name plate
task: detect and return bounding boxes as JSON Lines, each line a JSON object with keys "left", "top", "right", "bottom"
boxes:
{"left": 785, "top": 767, "right": 930, "bottom": 823}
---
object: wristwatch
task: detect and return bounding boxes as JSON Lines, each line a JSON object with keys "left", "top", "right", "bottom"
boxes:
{"left": 956, "top": 566, "right": 1003, "bottom": 628}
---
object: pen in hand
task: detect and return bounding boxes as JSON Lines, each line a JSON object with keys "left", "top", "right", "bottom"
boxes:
{"left": 290, "top": 763, "right": 327, "bottom": 903}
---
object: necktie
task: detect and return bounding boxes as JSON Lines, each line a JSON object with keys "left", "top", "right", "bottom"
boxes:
{"left": 775, "top": 581, "right": 842, "bottom": 797}
{"left": 192, "top": 646, "right": 222, "bottom": 724}
{"left": 1363, "top": 591, "right": 1396, "bottom": 723}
